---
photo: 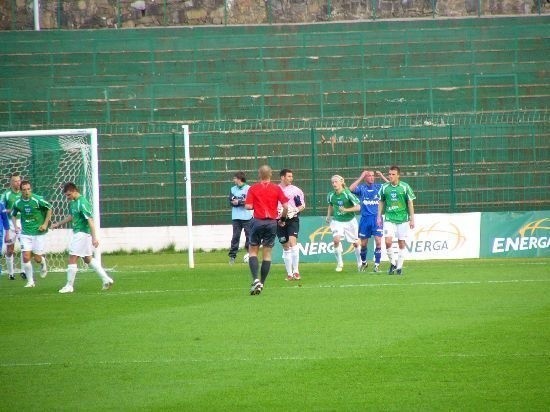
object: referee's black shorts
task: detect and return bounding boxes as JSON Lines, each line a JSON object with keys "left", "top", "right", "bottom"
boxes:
{"left": 249, "top": 218, "right": 277, "bottom": 247}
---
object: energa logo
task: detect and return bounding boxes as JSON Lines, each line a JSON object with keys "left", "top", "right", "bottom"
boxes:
{"left": 492, "top": 218, "right": 549, "bottom": 253}
{"left": 412, "top": 221, "right": 466, "bottom": 253}
{"left": 518, "top": 218, "right": 550, "bottom": 237}
{"left": 297, "top": 225, "right": 356, "bottom": 256}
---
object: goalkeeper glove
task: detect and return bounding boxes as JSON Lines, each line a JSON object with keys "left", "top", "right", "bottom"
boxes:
{"left": 293, "top": 195, "right": 302, "bottom": 207}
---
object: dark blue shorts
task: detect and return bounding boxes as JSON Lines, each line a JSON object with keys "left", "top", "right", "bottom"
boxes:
{"left": 249, "top": 218, "right": 277, "bottom": 247}
{"left": 358, "top": 215, "right": 383, "bottom": 239}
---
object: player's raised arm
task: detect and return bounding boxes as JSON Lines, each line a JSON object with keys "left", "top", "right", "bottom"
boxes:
{"left": 349, "top": 170, "right": 367, "bottom": 192}
{"left": 375, "top": 170, "right": 389, "bottom": 183}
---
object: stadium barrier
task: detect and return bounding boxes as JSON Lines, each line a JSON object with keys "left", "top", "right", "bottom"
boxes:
{"left": 43, "top": 210, "right": 549, "bottom": 262}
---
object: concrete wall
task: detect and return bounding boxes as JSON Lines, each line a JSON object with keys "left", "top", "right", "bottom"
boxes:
{"left": 2, "top": 0, "right": 547, "bottom": 30}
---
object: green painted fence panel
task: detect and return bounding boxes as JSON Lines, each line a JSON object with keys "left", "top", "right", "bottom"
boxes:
{"left": 0, "top": 17, "right": 548, "bottom": 227}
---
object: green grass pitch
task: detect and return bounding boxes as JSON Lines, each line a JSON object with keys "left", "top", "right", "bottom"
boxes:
{"left": 1, "top": 253, "right": 549, "bottom": 411}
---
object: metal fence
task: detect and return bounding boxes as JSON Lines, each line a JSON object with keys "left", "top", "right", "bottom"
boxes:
{"left": 80, "top": 112, "right": 550, "bottom": 227}
{"left": 1, "top": 112, "right": 547, "bottom": 227}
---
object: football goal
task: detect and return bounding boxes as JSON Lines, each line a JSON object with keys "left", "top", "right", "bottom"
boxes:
{"left": 0, "top": 128, "right": 100, "bottom": 272}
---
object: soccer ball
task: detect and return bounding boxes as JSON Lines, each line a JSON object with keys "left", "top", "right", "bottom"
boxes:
{"left": 243, "top": 253, "right": 250, "bottom": 263}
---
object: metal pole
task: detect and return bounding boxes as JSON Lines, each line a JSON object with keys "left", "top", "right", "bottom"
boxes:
{"left": 310, "top": 127, "right": 317, "bottom": 215}
{"left": 266, "top": 0, "right": 272, "bottom": 24}
{"left": 57, "top": 0, "right": 61, "bottom": 28}
{"left": 224, "top": 0, "right": 228, "bottom": 25}
{"left": 34, "top": 0, "right": 40, "bottom": 30}
{"left": 182, "top": 125, "right": 195, "bottom": 269}
{"left": 89, "top": 128, "right": 102, "bottom": 266}
{"left": 449, "top": 125, "right": 455, "bottom": 212}
{"left": 172, "top": 132, "right": 178, "bottom": 225}
{"left": 117, "top": 0, "right": 121, "bottom": 28}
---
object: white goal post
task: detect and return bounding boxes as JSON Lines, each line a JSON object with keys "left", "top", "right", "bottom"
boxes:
{"left": 0, "top": 128, "right": 100, "bottom": 272}
{"left": 182, "top": 124, "right": 194, "bottom": 269}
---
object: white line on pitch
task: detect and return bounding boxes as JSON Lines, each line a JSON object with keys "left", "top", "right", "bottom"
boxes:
{"left": 1, "top": 278, "right": 548, "bottom": 299}
{"left": 2, "top": 352, "right": 548, "bottom": 368}
{"left": 96, "top": 278, "right": 550, "bottom": 295}
{"left": 82, "top": 278, "right": 550, "bottom": 296}
{"left": 334, "top": 278, "right": 550, "bottom": 289}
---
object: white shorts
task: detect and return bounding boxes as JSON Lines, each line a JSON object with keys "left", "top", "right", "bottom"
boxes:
{"left": 5, "top": 219, "right": 20, "bottom": 246}
{"left": 330, "top": 218, "right": 359, "bottom": 243}
{"left": 383, "top": 221, "right": 410, "bottom": 240}
{"left": 19, "top": 234, "right": 47, "bottom": 255}
{"left": 69, "top": 232, "right": 93, "bottom": 257}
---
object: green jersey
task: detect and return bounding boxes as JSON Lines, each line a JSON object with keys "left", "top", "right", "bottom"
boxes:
{"left": 0, "top": 189, "right": 21, "bottom": 211}
{"left": 327, "top": 188, "right": 360, "bottom": 222}
{"left": 69, "top": 195, "right": 93, "bottom": 234}
{"left": 12, "top": 194, "right": 52, "bottom": 235}
{"left": 378, "top": 181, "right": 416, "bottom": 224}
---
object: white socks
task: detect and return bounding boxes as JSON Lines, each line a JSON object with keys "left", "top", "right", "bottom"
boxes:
{"left": 386, "top": 248, "right": 396, "bottom": 266}
{"left": 387, "top": 248, "right": 406, "bottom": 269}
{"left": 283, "top": 248, "right": 292, "bottom": 275}
{"left": 40, "top": 256, "right": 47, "bottom": 272}
{"left": 283, "top": 246, "right": 301, "bottom": 275}
{"left": 65, "top": 260, "right": 112, "bottom": 289}
{"left": 5, "top": 255, "right": 13, "bottom": 276}
{"left": 291, "top": 245, "right": 300, "bottom": 274}
{"left": 396, "top": 249, "right": 406, "bottom": 270}
{"left": 354, "top": 245, "right": 361, "bottom": 266}
{"left": 334, "top": 243, "right": 343, "bottom": 266}
{"left": 6, "top": 255, "right": 28, "bottom": 276}
{"left": 66, "top": 264, "right": 77, "bottom": 287}
{"left": 89, "top": 258, "right": 111, "bottom": 283}
{"left": 22, "top": 261, "right": 33, "bottom": 283}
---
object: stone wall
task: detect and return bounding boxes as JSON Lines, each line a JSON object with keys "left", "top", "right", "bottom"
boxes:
{"left": 0, "top": 0, "right": 547, "bottom": 30}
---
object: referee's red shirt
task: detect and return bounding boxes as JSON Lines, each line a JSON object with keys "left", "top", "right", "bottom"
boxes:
{"left": 246, "top": 181, "right": 289, "bottom": 219}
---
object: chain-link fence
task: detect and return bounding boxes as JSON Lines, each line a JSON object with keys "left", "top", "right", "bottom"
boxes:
{"left": 61, "top": 112, "right": 549, "bottom": 227}
{"left": 1, "top": 112, "right": 548, "bottom": 227}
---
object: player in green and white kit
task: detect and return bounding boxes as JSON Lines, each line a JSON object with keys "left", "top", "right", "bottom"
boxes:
{"left": 377, "top": 166, "right": 416, "bottom": 275}
{"left": 51, "top": 182, "right": 113, "bottom": 293}
{"left": 326, "top": 175, "right": 361, "bottom": 272}
{"left": 11, "top": 180, "right": 52, "bottom": 288}
{"left": 1, "top": 173, "right": 22, "bottom": 280}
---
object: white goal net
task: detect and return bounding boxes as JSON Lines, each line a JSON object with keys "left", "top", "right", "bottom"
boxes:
{"left": 0, "top": 128, "right": 100, "bottom": 273}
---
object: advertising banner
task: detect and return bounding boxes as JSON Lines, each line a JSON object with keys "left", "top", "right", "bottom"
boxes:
{"left": 480, "top": 211, "right": 550, "bottom": 258}
{"left": 272, "top": 213, "right": 481, "bottom": 263}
